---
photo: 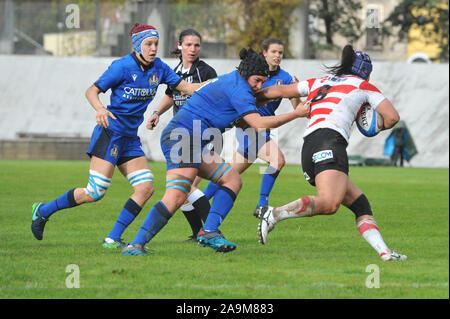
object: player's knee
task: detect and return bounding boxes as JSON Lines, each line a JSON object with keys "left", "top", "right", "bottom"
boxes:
{"left": 322, "top": 201, "right": 340, "bottom": 215}
{"left": 209, "top": 161, "right": 232, "bottom": 184}
{"left": 127, "top": 169, "right": 154, "bottom": 200}
{"left": 84, "top": 170, "right": 111, "bottom": 202}
{"left": 135, "top": 182, "right": 154, "bottom": 200}
{"left": 230, "top": 173, "right": 243, "bottom": 192}
{"left": 173, "top": 192, "right": 189, "bottom": 208}
{"left": 272, "top": 154, "right": 285, "bottom": 170}
{"left": 145, "top": 183, "right": 155, "bottom": 198}
{"left": 218, "top": 167, "right": 242, "bottom": 193}
{"left": 84, "top": 194, "right": 97, "bottom": 203}
{"left": 163, "top": 187, "right": 189, "bottom": 209}
{"left": 166, "top": 173, "right": 192, "bottom": 206}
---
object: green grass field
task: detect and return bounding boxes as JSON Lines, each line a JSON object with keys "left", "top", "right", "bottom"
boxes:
{"left": 0, "top": 160, "right": 448, "bottom": 299}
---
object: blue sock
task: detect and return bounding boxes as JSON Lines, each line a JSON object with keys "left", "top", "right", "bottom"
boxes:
{"left": 131, "top": 201, "right": 172, "bottom": 246}
{"left": 107, "top": 198, "right": 141, "bottom": 241}
{"left": 203, "top": 181, "right": 220, "bottom": 200}
{"left": 39, "top": 189, "right": 78, "bottom": 218}
{"left": 203, "top": 186, "right": 236, "bottom": 233}
{"left": 258, "top": 166, "right": 280, "bottom": 207}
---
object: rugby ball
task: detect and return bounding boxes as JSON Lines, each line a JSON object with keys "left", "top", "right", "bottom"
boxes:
{"left": 356, "top": 103, "right": 384, "bottom": 137}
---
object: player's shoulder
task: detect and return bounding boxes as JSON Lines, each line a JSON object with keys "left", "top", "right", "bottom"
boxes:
{"left": 358, "top": 80, "right": 381, "bottom": 93}
{"left": 110, "top": 54, "right": 131, "bottom": 68}
{"left": 220, "top": 71, "right": 251, "bottom": 96}
{"left": 277, "top": 67, "right": 293, "bottom": 79}
{"left": 152, "top": 57, "right": 169, "bottom": 69}
{"left": 221, "top": 70, "right": 240, "bottom": 85}
{"left": 340, "top": 74, "right": 382, "bottom": 93}
{"left": 111, "top": 54, "right": 141, "bottom": 73}
{"left": 197, "top": 60, "right": 216, "bottom": 72}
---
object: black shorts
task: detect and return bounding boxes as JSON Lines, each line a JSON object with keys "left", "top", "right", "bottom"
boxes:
{"left": 301, "top": 128, "right": 349, "bottom": 186}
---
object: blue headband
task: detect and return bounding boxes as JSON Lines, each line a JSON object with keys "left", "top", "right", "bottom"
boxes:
{"left": 132, "top": 29, "right": 159, "bottom": 54}
{"left": 352, "top": 51, "right": 372, "bottom": 80}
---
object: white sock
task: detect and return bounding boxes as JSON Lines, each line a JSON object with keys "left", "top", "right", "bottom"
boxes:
{"left": 180, "top": 203, "right": 194, "bottom": 212}
{"left": 187, "top": 189, "right": 205, "bottom": 205}
{"left": 357, "top": 217, "right": 391, "bottom": 257}
{"left": 274, "top": 196, "right": 315, "bottom": 221}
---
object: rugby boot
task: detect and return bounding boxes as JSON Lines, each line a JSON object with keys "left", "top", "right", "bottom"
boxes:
{"left": 31, "top": 202, "right": 48, "bottom": 240}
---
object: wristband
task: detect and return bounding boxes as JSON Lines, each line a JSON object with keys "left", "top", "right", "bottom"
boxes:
{"left": 153, "top": 110, "right": 160, "bottom": 116}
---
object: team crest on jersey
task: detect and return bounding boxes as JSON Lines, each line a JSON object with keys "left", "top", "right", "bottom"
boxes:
{"left": 110, "top": 145, "right": 119, "bottom": 158}
{"left": 149, "top": 73, "right": 158, "bottom": 85}
{"left": 275, "top": 80, "right": 283, "bottom": 86}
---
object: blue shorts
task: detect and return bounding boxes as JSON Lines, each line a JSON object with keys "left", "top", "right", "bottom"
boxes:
{"left": 86, "top": 125, "right": 145, "bottom": 166}
{"left": 160, "top": 119, "right": 216, "bottom": 171}
{"left": 236, "top": 127, "right": 271, "bottom": 160}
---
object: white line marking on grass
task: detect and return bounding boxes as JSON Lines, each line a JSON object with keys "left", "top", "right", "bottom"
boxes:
{"left": 381, "top": 283, "right": 449, "bottom": 288}
{"left": 174, "top": 282, "right": 449, "bottom": 290}
{"left": 15, "top": 282, "right": 448, "bottom": 290}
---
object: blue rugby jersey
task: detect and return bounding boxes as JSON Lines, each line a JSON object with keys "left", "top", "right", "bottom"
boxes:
{"left": 177, "top": 70, "right": 258, "bottom": 133}
{"left": 94, "top": 54, "right": 182, "bottom": 136}
{"left": 257, "top": 67, "right": 294, "bottom": 117}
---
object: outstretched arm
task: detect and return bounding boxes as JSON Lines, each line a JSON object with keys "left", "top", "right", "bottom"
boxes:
{"left": 174, "top": 80, "right": 204, "bottom": 96}
{"left": 243, "top": 100, "right": 310, "bottom": 131}
{"left": 255, "top": 83, "right": 301, "bottom": 106}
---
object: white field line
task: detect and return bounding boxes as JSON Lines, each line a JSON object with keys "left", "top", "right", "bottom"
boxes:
{"left": 3, "top": 282, "right": 446, "bottom": 290}
{"left": 173, "top": 282, "right": 449, "bottom": 290}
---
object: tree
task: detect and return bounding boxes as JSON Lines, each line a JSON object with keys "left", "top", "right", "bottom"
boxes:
{"left": 309, "top": 0, "right": 363, "bottom": 57}
{"left": 168, "top": 0, "right": 303, "bottom": 57}
{"left": 223, "top": 0, "right": 304, "bottom": 57}
{"left": 168, "top": 0, "right": 227, "bottom": 44}
{"left": 383, "top": 0, "right": 449, "bottom": 62}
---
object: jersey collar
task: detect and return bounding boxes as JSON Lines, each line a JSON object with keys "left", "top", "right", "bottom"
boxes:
{"left": 268, "top": 66, "right": 280, "bottom": 78}
{"left": 175, "top": 57, "right": 201, "bottom": 75}
{"left": 131, "top": 52, "right": 154, "bottom": 71}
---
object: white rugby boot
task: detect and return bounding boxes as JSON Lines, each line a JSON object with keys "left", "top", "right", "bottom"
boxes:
{"left": 258, "top": 206, "right": 277, "bottom": 245}
{"left": 381, "top": 250, "right": 407, "bottom": 261}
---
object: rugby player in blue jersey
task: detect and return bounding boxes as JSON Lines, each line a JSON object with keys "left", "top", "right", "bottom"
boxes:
{"left": 30, "top": 24, "right": 201, "bottom": 248}
{"left": 149, "top": 29, "right": 218, "bottom": 242}
{"left": 121, "top": 48, "right": 311, "bottom": 256}
{"left": 202, "top": 38, "right": 302, "bottom": 218}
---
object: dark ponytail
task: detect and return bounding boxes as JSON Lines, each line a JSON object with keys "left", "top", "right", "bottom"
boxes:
{"left": 326, "top": 44, "right": 356, "bottom": 76}
{"left": 238, "top": 47, "right": 251, "bottom": 60}
{"left": 129, "top": 23, "right": 140, "bottom": 37}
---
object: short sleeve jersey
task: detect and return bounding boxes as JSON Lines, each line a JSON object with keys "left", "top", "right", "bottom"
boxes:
{"left": 297, "top": 74, "right": 386, "bottom": 141}
{"left": 258, "top": 67, "right": 294, "bottom": 117}
{"left": 179, "top": 70, "right": 259, "bottom": 132}
{"left": 165, "top": 59, "right": 217, "bottom": 115}
{"left": 94, "top": 54, "right": 182, "bottom": 136}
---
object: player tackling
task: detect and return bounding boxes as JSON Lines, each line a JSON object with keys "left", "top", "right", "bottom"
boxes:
{"left": 256, "top": 45, "right": 407, "bottom": 261}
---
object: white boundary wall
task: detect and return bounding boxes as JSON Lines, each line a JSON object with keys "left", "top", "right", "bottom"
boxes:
{"left": 0, "top": 55, "right": 448, "bottom": 167}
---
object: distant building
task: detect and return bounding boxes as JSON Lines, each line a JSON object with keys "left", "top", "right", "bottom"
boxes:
{"left": 308, "top": 0, "right": 447, "bottom": 63}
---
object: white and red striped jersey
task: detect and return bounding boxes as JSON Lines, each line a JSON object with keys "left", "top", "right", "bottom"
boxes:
{"left": 297, "top": 74, "right": 386, "bottom": 142}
